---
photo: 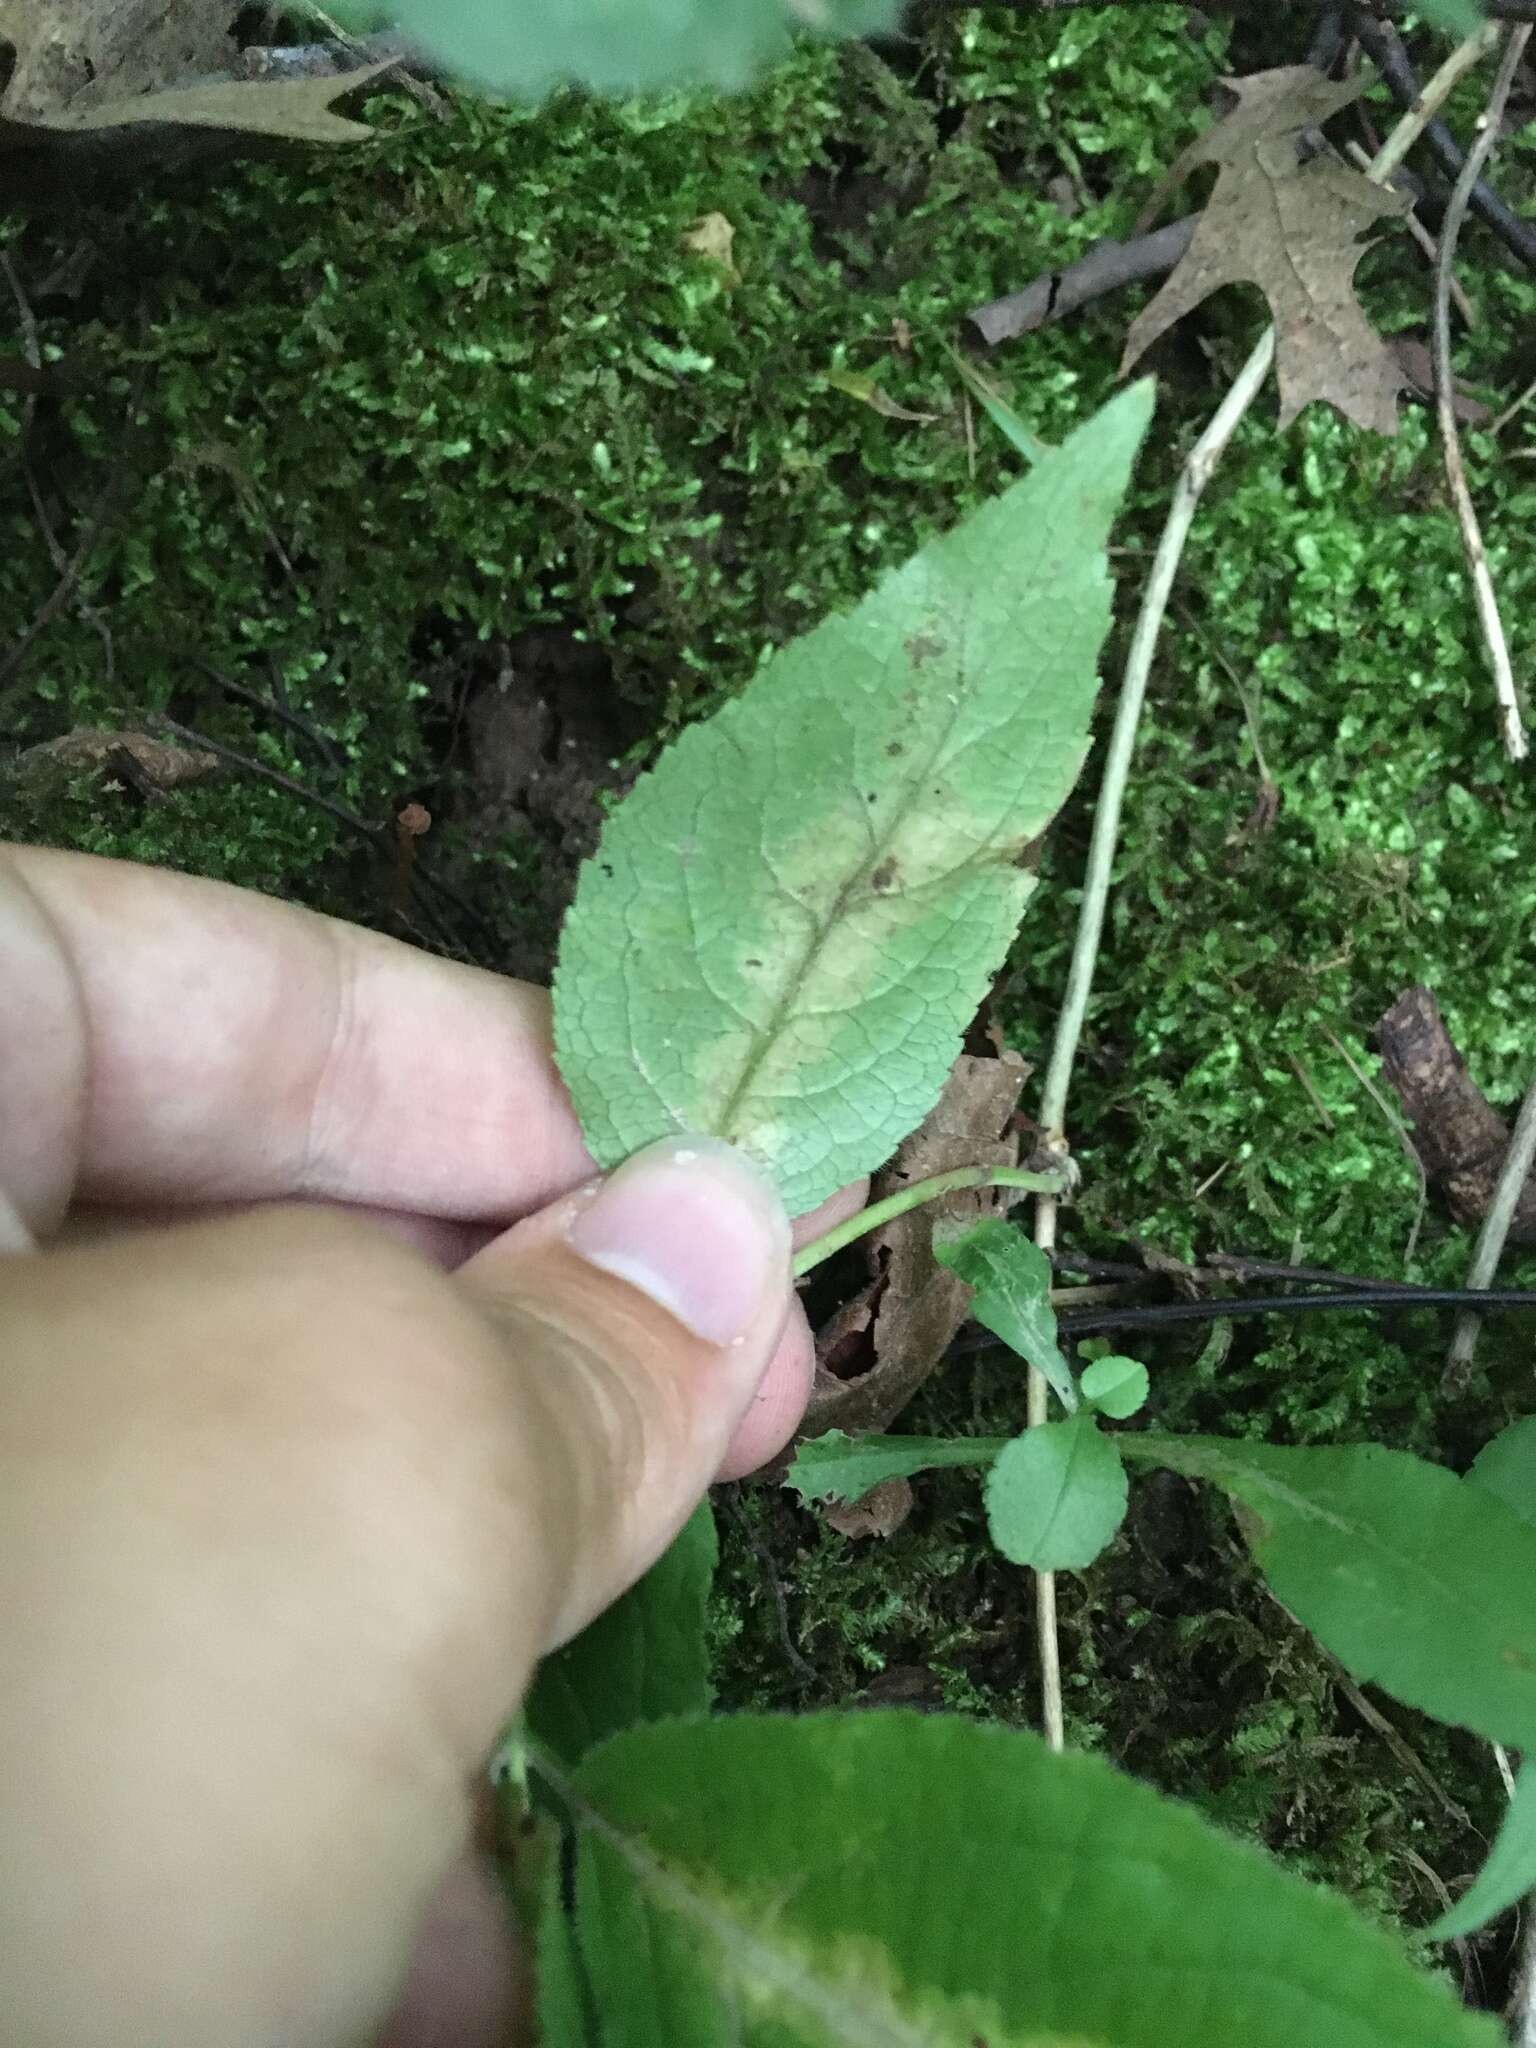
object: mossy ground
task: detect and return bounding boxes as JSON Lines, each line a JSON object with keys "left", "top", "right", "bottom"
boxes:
{"left": 6, "top": 2, "right": 1536, "bottom": 1978}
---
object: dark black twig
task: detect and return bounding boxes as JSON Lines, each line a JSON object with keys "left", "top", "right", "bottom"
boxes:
{"left": 1353, "top": 15, "right": 1536, "bottom": 272}
{"left": 720, "top": 1486, "right": 815, "bottom": 1686}
{"left": 1054, "top": 1285, "right": 1536, "bottom": 1337}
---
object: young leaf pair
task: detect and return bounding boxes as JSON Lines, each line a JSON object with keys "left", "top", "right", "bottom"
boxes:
{"left": 790, "top": 1217, "right": 1149, "bottom": 1573}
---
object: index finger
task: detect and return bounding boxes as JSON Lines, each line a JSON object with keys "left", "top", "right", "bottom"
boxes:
{"left": 2, "top": 847, "right": 593, "bottom": 1233}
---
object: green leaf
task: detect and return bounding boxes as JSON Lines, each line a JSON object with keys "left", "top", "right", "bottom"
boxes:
{"left": 1124, "top": 1434, "right": 1536, "bottom": 1750}
{"left": 387, "top": 0, "right": 901, "bottom": 98}
{"left": 538, "top": 1711, "right": 1499, "bottom": 2048}
{"left": 1430, "top": 1758, "right": 1536, "bottom": 1939}
{"left": 1416, "top": 0, "right": 1485, "bottom": 35}
{"left": 1468, "top": 1414, "right": 1536, "bottom": 1528}
{"left": 1423, "top": 1427, "right": 1536, "bottom": 1937}
{"left": 525, "top": 1503, "right": 716, "bottom": 1769}
{"left": 785, "top": 1428, "right": 1005, "bottom": 1506}
{"left": 933, "top": 1217, "right": 1078, "bottom": 1411}
{"left": 554, "top": 385, "right": 1154, "bottom": 1215}
{"left": 984, "top": 1413, "right": 1127, "bottom": 1571}
{"left": 1079, "top": 1353, "right": 1149, "bottom": 1419}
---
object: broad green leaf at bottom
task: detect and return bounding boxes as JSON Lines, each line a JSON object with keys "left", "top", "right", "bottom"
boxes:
{"left": 537, "top": 1710, "right": 1498, "bottom": 2048}
{"left": 554, "top": 384, "right": 1154, "bottom": 1215}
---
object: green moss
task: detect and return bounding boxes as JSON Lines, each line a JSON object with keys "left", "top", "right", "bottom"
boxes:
{"left": 6, "top": 2, "right": 1535, "bottom": 1946}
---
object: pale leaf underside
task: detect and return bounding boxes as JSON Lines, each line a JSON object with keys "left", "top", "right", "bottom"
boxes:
{"left": 555, "top": 385, "right": 1152, "bottom": 1214}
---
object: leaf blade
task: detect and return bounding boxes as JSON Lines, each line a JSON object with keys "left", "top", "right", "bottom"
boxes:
{"left": 1124, "top": 1434, "right": 1536, "bottom": 1750}
{"left": 541, "top": 1710, "right": 1499, "bottom": 2048}
{"left": 554, "top": 385, "right": 1153, "bottom": 1214}
{"left": 933, "top": 1216, "right": 1078, "bottom": 1410}
{"left": 985, "top": 1413, "right": 1127, "bottom": 1570}
{"left": 785, "top": 1428, "right": 1006, "bottom": 1506}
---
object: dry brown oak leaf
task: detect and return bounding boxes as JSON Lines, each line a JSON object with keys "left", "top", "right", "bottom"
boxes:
{"left": 1120, "top": 66, "right": 1411, "bottom": 436}
{"left": 0, "top": 0, "right": 382, "bottom": 141}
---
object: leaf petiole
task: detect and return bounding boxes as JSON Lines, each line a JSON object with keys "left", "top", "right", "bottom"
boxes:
{"left": 793, "top": 1165, "right": 1068, "bottom": 1278}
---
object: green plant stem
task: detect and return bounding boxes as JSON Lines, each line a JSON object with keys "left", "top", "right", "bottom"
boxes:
{"left": 1022, "top": 30, "right": 1495, "bottom": 1759}
{"left": 1446, "top": 1071, "right": 1536, "bottom": 1379}
{"left": 792, "top": 1166, "right": 1066, "bottom": 1278}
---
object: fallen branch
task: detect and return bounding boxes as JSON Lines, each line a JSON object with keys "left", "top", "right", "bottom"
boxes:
{"left": 1375, "top": 986, "right": 1536, "bottom": 1244}
{"left": 1432, "top": 22, "right": 1531, "bottom": 765}
{"left": 969, "top": 220, "right": 1193, "bottom": 345}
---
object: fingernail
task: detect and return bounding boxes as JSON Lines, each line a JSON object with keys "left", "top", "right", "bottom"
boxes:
{"left": 568, "top": 1137, "right": 790, "bottom": 1346}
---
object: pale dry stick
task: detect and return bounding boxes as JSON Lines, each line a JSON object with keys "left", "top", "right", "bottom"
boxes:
{"left": 1432, "top": 24, "right": 1533, "bottom": 765}
{"left": 1023, "top": 24, "right": 1503, "bottom": 1757}
{"left": 1343, "top": 139, "right": 1478, "bottom": 330}
{"left": 1446, "top": 1072, "right": 1536, "bottom": 1377}
{"left": 1493, "top": 371, "right": 1536, "bottom": 439}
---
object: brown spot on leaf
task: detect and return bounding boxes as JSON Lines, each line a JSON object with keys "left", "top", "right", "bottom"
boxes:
{"left": 905, "top": 631, "right": 945, "bottom": 669}
{"left": 885, "top": 740, "right": 904, "bottom": 759}
{"left": 869, "top": 856, "right": 899, "bottom": 893}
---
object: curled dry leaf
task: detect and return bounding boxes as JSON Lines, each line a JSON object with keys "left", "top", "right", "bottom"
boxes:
{"left": 804, "top": 1048, "right": 1029, "bottom": 1437}
{"left": 1120, "top": 66, "right": 1411, "bottom": 435}
{"left": 822, "top": 1475, "right": 914, "bottom": 1541}
{"left": 12, "top": 727, "right": 219, "bottom": 790}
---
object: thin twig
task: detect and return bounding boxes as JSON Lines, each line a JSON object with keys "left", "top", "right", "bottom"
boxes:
{"left": 1352, "top": 15, "right": 1536, "bottom": 272}
{"left": 1342, "top": 139, "right": 1478, "bottom": 329}
{"left": 1493, "top": 372, "right": 1536, "bottom": 440}
{"left": 1320, "top": 1024, "right": 1428, "bottom": 1264}
{"left": 1446, "top": 1073, "right": 1536, "bottom": 1379}
{"left": 1432, "top": 24, "right": 1532, "bottom": 765}
{"left": 1022, "top": 27, "right": 1503, "bottom": 1757}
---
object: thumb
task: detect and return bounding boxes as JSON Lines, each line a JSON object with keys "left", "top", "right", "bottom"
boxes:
{"left": 460, "top": 1135, "right": 793, "bottom": 1649}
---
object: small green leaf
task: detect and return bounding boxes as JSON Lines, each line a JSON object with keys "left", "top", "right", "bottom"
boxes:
{"left": 985, "top": 1413, "right": 1127, "bottom": 1571}
{"left": 1468, "top": 1414, "right": 1536, "bottom": 1528}
{"left": 388, "top": 0, "right": 900, "bottom": 98}
{"left": 934, "top": 1217, "right": 1078, "bottom": 1411}
{"left": 554, "top": 385, "right": 1154, "bottom": 1215}
{"left": 1079, "top": 1354, "right": 1149, "bottom": 1419}
{"left": 1124, "top": 1434, "right": 1536, "bottom": 1751}
{"left": 785, "top": 1428, "right": 1006, "bottom": 1506}
{"left": 539, "top": 1711, "right": 1499, "bottom": 2048}
{"left": 1430, "top": 1759, "right": 1536, "bottom": 1939}
{"left": 526, "top": 1502, "right": 716, "bottom": 1768}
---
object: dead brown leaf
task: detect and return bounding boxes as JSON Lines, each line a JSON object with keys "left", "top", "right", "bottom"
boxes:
{"left": 681, "top": 211, "right": 740, "bottom": 286}
{"left": 824, "top": 368, "right": 937, "bottom": 424}
{"left": 0, "top": 2, "right": 384, "bottom": 147}
{"left": 13, "top": 726, "right": 219, "bottom": 788}
{"left": 822, "top": 1476, "right": 913, "bottom": 1542}
{"left": 1121, "top": 67, "right": 1411, "bottom": 435}
{"left": 0, "top": 0, "right": 240, "bottom": 121}
{"left": 804, "top": 1050, "right": 1029, "bottom": 1437}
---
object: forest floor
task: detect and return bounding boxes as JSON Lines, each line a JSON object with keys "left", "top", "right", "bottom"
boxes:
{"left": 5, "top": 1, "right": 1536, "bottom": 2004}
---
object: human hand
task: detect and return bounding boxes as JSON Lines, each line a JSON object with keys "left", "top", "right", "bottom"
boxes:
{"left": 0, "top": 848, "right": 846, "bottom": 2048}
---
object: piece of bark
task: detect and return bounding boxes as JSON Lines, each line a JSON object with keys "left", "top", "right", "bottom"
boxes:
{"left": 804, "top": 1049, "right": 1029, "bottom": 1436}
{"left": 969, "top": 219, "right": 1195, "bottom": 346}
{"left": 1375, "top": 985, "right": 1536, "bottom": 1243}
